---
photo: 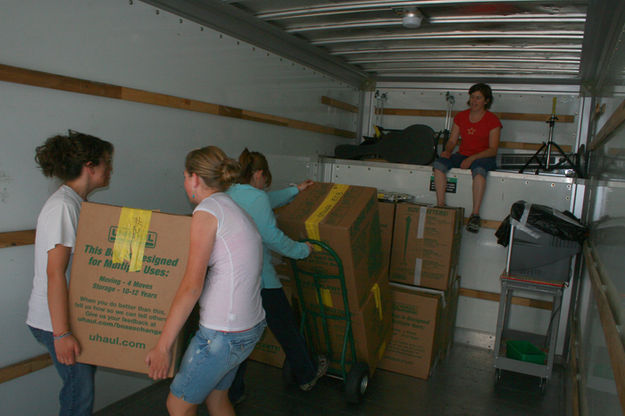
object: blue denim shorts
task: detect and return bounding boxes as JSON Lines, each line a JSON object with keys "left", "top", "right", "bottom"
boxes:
{"left": 433, "top": 153, "right": 497, "bottom": 178}
{"left": 170, "top": 320, "right": 266, "bottom": 404}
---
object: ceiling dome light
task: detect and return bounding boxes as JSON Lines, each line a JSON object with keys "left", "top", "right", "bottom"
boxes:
{"left": 402, "top": 8, "right": 423, "bottom": 29}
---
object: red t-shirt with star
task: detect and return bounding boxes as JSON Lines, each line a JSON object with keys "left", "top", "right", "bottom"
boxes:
{"left": 454, "top": 109, "right": 502, "bottom": 156}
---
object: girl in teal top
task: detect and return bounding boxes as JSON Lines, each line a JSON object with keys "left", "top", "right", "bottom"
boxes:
{"left": 226, "top": 149, "right": 328, "bottom": 404}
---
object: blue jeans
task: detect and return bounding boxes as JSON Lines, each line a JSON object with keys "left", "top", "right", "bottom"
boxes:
{"left": 28, "top": 326, "right": 96, "bottom": 416}
{"left": 229, "top": 288, "right": 316, "bottom": 402}
{"left": 171, "top": 320, "right": 266, "bottom": 404}
{"left": 433, "top": 153, "right": 497, "bottom": 178}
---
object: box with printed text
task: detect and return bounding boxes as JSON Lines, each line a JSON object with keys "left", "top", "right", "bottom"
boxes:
{"left": 389, "top": 203, "right": 463, "bottom": 291}
{"left": 275, "top": 182, "right": 383, "bottom": 313}
{"left": 69, "top": 202, "right": 190, "bottom": 376}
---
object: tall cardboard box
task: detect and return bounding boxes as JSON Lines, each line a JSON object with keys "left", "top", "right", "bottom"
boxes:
{"left": 389, "top": 203, "right": 463, "bottom": 291}
{"left": 69, "top": 202, "right": 190, "bottom": 376}
{"left": 301, "top": 272, "right": 392, "bottom": 376}
{"left": 378, "top": 284, "right": 457, "bottom": 379}
{"left": 378, "top": 201, "right": 396, "bottom": 274}
{"left": 276, "top": 182, "right": 383, "bottom": 313}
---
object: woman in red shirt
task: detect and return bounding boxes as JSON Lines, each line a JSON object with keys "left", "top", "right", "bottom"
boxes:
{"left": 433, "top": 83, "right": 502, "bottom": 233}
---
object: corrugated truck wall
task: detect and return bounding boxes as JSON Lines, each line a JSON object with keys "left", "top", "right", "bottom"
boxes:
{"left": 0, "top": 0, "right": 359, "bottom": 414}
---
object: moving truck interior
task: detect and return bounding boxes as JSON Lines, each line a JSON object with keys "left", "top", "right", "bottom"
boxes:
{"left": 1, "top": 1, "right": 623, "bottom": 415}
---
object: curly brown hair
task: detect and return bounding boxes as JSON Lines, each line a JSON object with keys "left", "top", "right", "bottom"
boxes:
{"left": 35, "top": 131, "right": 113, "bottom": 181}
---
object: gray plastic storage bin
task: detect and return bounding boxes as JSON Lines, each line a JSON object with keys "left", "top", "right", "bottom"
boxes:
{"left": 507, "top": 225, "right": 580, "bottom": 282}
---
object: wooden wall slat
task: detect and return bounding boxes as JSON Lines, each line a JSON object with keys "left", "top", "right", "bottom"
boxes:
{"left": 0, "top": 230, "right": 36, "bottom": 248}
{"left": 591, "top": 99, "right": 625, "bottom": 151}
{"left": 0, "top": 63, "right": 356, "bottom": 140}
{"left": 0, "top": 353, "right": 52, "bottom": 384}
{"left": 321, "top": 96, "right": 359, "bottom": 113}
{"left": 462, "top": 218, "right": 501, "bottom": 230}
{"left": 459, "top": 287, "right": 553, "bottom": 310}
{"left": 382, "top": 107, "right": 575, "bottom": 123}
{"left": 434, "top": 139, "right": 572, "bottom": 153}
{"left": 584, "top": 243, "right": 625, "bottom": 412}
{"left": 499, "top": 141, "right": 572, "bottom": 152}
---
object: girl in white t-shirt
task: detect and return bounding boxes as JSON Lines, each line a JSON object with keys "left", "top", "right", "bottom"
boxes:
{"left": 27, "top": 131, "right": 114, "bottom": 416}
{"left": 146, "top": 146, "right": 265, "bottom": 416}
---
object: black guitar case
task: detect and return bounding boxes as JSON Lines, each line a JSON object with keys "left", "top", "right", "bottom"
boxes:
{"left": 334, "top": 124, "right": 436, "bottom": 165}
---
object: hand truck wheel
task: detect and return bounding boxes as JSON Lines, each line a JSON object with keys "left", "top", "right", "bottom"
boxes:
{"left": 345, "top": 362, "right": 369, "bottom": 404}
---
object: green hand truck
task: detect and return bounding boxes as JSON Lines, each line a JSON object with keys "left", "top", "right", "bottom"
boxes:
{"left": 283, "top": 239, "right": 370, "bottom": 404}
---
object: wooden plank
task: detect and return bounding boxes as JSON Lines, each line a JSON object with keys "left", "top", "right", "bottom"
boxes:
{"left": 434, "top": 139, "right": 573, "bottom": 153}
{"left": 463, "top": 217, "right": 501, "bottom": 230}
{"left": 0, "top": 353, "right": 52, "bottom": 384}
{"left": 584, "top": 243, "right": 625, "bottom": 412}
{"left": 459, "top": 287, "right": 553, "bottom": 310}
{"left": 608, "top": 148, "right": 625, "bottom": 156}
{"left": 0, "top": 63, "right": 356, "bottom": 140}
{"left": 0, "top": 64, "right": 121, "bottom": 99}
{"left": 321, "top": 96, "right": 359, "bottom": 113}
{"left": 0, "top": 230, "right": 36, "bottom": 248}
{"left": 382, "top": 107, "right": 575, "bottom": 123}
{"left": 499, "top": 141, "right": 572, "bottom": 152}
{"left": 591, "top": 99, "right": 625, "bottom": 151}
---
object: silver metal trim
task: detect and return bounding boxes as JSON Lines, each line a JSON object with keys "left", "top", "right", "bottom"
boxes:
{"left": 311, "top": 31, "right": 584, "bottom": 45}
{"left": 137, "top": 0, "right": 370, "bottom": 88}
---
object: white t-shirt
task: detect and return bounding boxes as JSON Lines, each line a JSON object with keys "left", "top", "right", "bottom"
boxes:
{"left": 26, "top": 185, "right": 83, "bottom": 332}
{"left": 194, "top": 192, "right": 265, "bottom": 331}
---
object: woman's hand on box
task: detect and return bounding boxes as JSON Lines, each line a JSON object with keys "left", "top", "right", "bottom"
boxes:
{"left": 146, "top": 346, "right": 171, "bottom": 380}
{"left": 54, "top": 335, "right": 81, "bottom": 365}
{"left": 297, "top": 179, "right": 314, "bottom": 192}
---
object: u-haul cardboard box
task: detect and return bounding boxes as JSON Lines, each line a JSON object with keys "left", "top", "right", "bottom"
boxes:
{"left": 301, "top": 272, "right": 392, "bottom": 376}
{"left": 438, "top": 276, "right": 461, "bottom": 360}
{"left": 248, "top": 326, "right": 285, "bottom": 368}
{"left": 69, "top": 202, "right": 190, "bottom": 376}
{"left": 378, "top": 279, "right": 460, "bottom": 379}
{"left": 276, "top": 182, "right": 383, "bottom": 313}
{"left": 389, "top": 203, "right": 463, "bottom": 291}
{"left": 378, "top": 201, "right": 396, "bottom": 274}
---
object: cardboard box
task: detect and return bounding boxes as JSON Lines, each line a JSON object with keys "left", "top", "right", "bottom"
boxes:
{"left": 389, "top": 203, "right": 463, "bottom": 291}
{"left": 438, "top": 276, "right": 461, "bottom": 360}
{"left": 378, "top": 201, "right": 396, "bottom": 273}
{"left": 301, "top": 272, "right": 392, "bottom": 376}
{"left": 248, "top": 326, "right": 285, "bottom": 368}
{"left": 377, "top": 280, "right": 458, "bottom": 380}
{"left": 276, "top": 182, "right": 383, "bottom": 312}
{"left": 69, "top": 202, "right": 190, "bottom": 376}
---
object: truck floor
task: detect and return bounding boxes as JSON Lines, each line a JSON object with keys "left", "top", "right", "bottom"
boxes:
{"left": 95, "top": 343, "right": 568, "bottom": 415}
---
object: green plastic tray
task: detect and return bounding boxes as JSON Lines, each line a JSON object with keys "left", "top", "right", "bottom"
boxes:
{"left": 506, "top": 340, "right": 546, "bottom": 364}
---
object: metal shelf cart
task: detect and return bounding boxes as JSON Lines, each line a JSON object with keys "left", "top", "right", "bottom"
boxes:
{"left": 493, "top": 273, "right": 567, "bottom": 391}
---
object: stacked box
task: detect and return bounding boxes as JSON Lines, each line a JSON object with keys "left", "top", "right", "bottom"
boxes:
{"left": 69, "top": 202, "right": 190, "bottom": 377}
{"left": 438, "top": 276, "right": 461, "bottom": 360}
{"left": 389, "top": 203, "right": 463, "bottom": 291}
{"left": 276, "top": 182, "right": 390, "bottom": 375}
{"left": 276, "top": 182, "right": 383, "bottom": 313}
{"left": 377, "top": 277, "right": 460, "bottom": 380}
{"left": 299, "top": 271, "right": 392, "bottom": 376}
{"left": 378, "top": 201, "right": 396, "bottom": 274}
